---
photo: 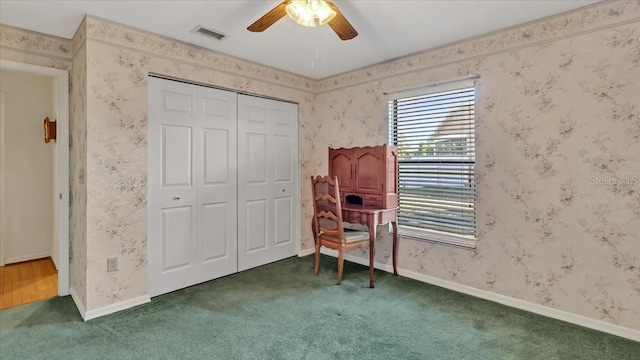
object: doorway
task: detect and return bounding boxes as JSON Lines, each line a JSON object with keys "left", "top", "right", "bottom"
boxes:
{"left": 0, "top": 60, "right": 69, "bottom": 300}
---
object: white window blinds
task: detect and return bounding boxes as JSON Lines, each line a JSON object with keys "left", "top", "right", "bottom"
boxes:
{"left": 388, "top": 80, "right": 476, "bottom": 246}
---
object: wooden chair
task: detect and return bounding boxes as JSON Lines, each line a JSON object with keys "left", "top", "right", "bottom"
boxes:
{"left": 310, "top": 175, "right": 371, "bottom": 285}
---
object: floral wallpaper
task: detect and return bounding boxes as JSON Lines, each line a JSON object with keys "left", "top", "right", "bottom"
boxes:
{"left": 1, "top": 0, "right": 638, "bottom": 333}
{"left": 69, "top": 20, "right": 88, "bottom": 310}
{"left": 305, "top": 2, "right": 640, "bottom": 331}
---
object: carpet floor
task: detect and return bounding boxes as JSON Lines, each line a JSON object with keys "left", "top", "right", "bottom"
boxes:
{"left": 0, "top": 255, "right": 638, "bottom": 359}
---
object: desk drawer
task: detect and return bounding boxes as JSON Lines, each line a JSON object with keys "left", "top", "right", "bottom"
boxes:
{"left": 364, "top": 195, "right": 382, "bottom": 208}
{"left": 364, "top": 194, "right": 382, "bottom": 208}
{"left": 365, "top": 194, "right": 382, "bottom": 202}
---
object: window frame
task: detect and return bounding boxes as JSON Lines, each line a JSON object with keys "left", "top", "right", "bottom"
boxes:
{"left": 388, "top": 79, "right": 477, "bottom": 249}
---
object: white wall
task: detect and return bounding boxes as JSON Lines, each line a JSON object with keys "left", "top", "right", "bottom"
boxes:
{"left": 0, "top": 70, "right": 56, "bottom": 264}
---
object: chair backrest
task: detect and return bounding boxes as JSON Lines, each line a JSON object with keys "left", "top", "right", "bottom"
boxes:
{"left": 310, "top": 175, "right": 344, "bottom": 240}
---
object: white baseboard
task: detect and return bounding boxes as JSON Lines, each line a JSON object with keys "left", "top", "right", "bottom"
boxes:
{"left": 69, "top": 287, "right": 86, "bottom": 319}
{"left": 69, "top": 288, "right": 151, "bottom": 321}
{"left": 298, "top": 248, "right": 315, "bottom": 257}
{"left": 4, "top": 251, "right": 51, "bottom": 265}
{"left": 318, "top": 248, "right": 640, "bottom": 342}
{"left": 83, "top": 295, "right": 151, "bottom": 321}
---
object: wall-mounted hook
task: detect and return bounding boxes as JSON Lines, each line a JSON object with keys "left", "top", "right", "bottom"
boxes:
{"left": 44, "top": 117, "right": 57, "bottom": 143}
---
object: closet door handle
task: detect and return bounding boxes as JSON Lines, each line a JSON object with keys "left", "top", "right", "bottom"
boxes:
{"left": 173, "top": 197, "right": 180, "bottom": 201}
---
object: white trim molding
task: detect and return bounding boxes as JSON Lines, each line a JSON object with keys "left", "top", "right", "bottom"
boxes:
{"left": 4, "top": 251, "right": 52, "bottom": 265}
{"left": 83, "top": 295, "right": 151, "bottom": 321}
{"left": 318, "top": 248, "right": 640, "bottom": 342}
{"left": 0, "top": 91, "right": 5, "bottom": 267}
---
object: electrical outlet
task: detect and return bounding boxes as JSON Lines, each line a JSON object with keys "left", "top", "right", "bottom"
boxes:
{"left": 107, "top": 257, "right": 118, "bottom": 272}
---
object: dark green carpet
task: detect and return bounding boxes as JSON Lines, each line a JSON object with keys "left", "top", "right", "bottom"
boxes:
{"left": 1, "top": 255, "right": 638, "bottom": 359}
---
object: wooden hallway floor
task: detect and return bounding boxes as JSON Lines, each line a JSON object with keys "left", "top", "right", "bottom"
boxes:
{"left": 0, "top": 257, "right": 57, "bottom": 310}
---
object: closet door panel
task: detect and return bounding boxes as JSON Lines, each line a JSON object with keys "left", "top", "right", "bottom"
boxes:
{"left": 148, "top": 78, "right": 198, "bottom": 297}
{"left": 269, "top": 102, "right": 298, "bottom": 260}
{"left": 274, "top": 198, "right": 292, "bottom": 245}
{"left": 162, "top": 126, "right": 192, "bottom": 187}
{"left": 245, "top": 200, "right": 268, "bottom": 252}
{"left": 197, "top": 87, "right": 238, "bottom": 283}
{"left": 202, "top": 129, "right": 228, "bottom": 184}
{"left": 246, "top": 133, "right": 268, "bottom": 184}
{"left": 162, "top": 206, "right": 193, "bottom": 270}
{"left": 200, "top": 203, "right": 229, "bottom": 259}
{"left": 237, "top": 95, "right": 272, "bottom": 271}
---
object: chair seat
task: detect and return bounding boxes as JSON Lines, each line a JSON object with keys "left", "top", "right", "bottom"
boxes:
{"left": 343, "top": 229, "right": 370, "bottom": 242}
{"left": 320, "top": 229, "right": 369, "bottom": 244}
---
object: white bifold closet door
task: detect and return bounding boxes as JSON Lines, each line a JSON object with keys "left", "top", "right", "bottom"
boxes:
{"left": 237, "top": 95, "right": 298, "bottom": 272}
{"left": 148, "top": 78, "right": 298, "bottom": 297}
{"left": 148, "top": 78, "right": 238, "bottom": 297}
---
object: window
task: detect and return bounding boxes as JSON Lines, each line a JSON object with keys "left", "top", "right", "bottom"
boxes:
{"left": 388, "top": 80, "right": 476, "bottom": 248}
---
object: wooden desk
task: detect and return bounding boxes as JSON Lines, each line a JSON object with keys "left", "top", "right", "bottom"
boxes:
{"left": 312, "top": 205, "right": 399, "bottom": 288}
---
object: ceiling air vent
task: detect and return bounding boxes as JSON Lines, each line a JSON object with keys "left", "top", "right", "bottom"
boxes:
{"left": 192, "top": 26, "right": 228, "bottom": 41}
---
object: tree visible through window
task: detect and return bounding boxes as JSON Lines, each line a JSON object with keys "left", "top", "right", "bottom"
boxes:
{"left": 388, "top": 82, "right": 476, "bottom": 246}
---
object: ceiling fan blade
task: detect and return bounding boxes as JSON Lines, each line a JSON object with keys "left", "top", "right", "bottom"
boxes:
{"left": 326, "top": 1, "right": 358, "bottom": 40}
{"left": 247, "top": 1, "right": 288, "bottom": 32}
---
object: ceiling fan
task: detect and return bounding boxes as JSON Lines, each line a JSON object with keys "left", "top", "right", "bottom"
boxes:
{"left": 247, "top": 0, "right": 358, "bottom": 41}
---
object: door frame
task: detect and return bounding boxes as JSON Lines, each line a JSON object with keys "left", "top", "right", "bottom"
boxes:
{"left": 0, "top": 59, "right": 70, "bottom": 296}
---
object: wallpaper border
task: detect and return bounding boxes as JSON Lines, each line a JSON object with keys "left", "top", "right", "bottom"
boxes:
{"left": 0, "top": 23, "right": 72, "bottom": 60}
{"left": 83, "top": 15, "right": 317, "bottom": 94}
{"left": 316, "top": 0, "right": 640, "bottom": 92}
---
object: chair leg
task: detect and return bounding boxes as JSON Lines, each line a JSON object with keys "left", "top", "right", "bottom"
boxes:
{"left": 336, "top": 248, "right": 345, "bottom": 285}
{"left": 313, "top": 242, "right": 321, "bottom": 276}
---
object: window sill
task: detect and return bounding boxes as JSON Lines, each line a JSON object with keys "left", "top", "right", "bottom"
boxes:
{"left": 398, "top": 225, "right": 477, "bottom": 249}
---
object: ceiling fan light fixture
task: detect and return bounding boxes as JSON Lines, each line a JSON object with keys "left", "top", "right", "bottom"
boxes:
{"left": 285, "top": 1, "right": 311, "bottom": 26}
{"left": 285, "top": 0, "right": 336, "bottom": 27}
{"left": 314, "top": 1, "right": 337, "bottom": 25}
{"left": 248, "top": 0, "right": 357, "bottom": 41}
{"left": 298, "top": 11, "right": 318, "bottom": 27}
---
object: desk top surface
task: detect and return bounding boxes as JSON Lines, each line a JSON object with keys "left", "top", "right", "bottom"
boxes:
{"left": 341, "top": 205, "right": 398, "bottom": 214}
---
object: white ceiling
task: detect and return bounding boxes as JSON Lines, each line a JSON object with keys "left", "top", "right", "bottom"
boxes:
{"left": 0, "top": 0, "right": 599, "bottom": 79}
